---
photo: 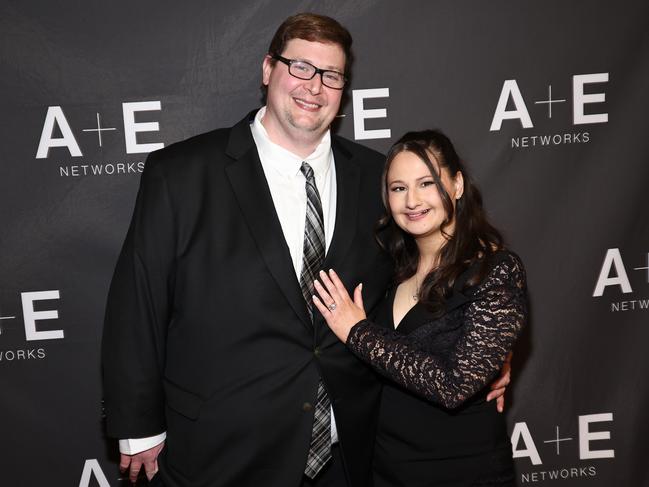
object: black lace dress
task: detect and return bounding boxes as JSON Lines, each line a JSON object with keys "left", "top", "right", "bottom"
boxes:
{"left": 346, "top": 251, "right": 527, "bottom": 487}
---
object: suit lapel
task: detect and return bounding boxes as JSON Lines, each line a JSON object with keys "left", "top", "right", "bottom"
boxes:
{"left": 224, "top": 113, "right": 312, "bottom": 328}
{"left": 323, "top": 137, "right": 360, "bottom": 270}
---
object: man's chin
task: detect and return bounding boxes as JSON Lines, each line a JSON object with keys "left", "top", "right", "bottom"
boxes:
{"left": 289, "top": 117, "right": 328, "bottom": 135}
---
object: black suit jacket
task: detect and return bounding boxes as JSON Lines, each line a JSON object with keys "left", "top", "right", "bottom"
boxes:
{"left": 102, "top": 111, "right": 392, "bottom": 487}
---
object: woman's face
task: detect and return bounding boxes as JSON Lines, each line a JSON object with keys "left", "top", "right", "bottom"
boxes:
{"left": 386, "top": 150, "right": 464, "bottom": 249}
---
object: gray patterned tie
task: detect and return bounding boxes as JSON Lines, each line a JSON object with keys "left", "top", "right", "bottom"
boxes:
{"left": 299, "top": 162, "right": 332, "bottom": 479}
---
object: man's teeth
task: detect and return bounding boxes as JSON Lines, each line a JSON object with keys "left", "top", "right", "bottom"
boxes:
{"left": 296, "top": 99, "right": 319, "bottom": 108}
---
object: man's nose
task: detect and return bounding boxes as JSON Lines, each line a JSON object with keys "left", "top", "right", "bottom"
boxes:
{"left": 305, "top": 73, "right": 323, "bottom": 94}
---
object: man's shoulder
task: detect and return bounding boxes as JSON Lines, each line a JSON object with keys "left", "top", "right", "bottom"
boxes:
{"left": 149, "top": 127, "right": 230, "bottom": 164}
{"left": 332, "top": 135, "right": 385, "bottom": 184}
{"left": 332, "top": 134, "right": 384, "bottom": 165}
{"left": 144, "top": 113, "right": 254, "bottom": 174}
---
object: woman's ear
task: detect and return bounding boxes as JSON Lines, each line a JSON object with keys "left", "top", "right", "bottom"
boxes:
{"left": 453, "top": 171, "right": 465, "bottom": 200}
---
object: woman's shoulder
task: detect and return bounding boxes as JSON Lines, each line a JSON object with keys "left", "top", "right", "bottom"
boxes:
{"left": 459, "top": 248, "right": 526, "bottom": 295}
{"left": 486, "top": 248, "right": 525, "bottom": 273}
{"left": 479, "top": 248, "right": 527, "bottom": 290}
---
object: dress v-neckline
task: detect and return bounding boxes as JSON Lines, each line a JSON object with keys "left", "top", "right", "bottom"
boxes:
{"left": 391, "top": 285, "right": 420, "bottom": 330}
{"left": 388, "top": 283, "right": 472, "bottom": 334}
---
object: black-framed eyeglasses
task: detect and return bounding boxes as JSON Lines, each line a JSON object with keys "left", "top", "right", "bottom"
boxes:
{"left": 271, "top": 54, "right": 347, "bottom": 90}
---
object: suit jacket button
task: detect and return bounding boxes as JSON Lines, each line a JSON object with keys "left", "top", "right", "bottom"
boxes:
{"left": 314, "top": 347, "right": 321, "bottom": 357}
{"left": 302, "top": 402, "right": 313, "bottom": 412}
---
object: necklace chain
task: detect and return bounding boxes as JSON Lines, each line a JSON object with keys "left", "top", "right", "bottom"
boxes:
{"left": 412, "top": 274, "right": 420, "bottom": 302}
{"left": 412, "top": 260, "right": 437, "bottom": 303}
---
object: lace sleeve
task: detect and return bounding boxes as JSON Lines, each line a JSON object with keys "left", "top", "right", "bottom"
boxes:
{"left": 346, "top": 252, "right": 527, "bottom": 408}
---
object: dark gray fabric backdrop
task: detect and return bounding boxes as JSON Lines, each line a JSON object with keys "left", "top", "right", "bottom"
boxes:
{"left": 1, "top": 1, "right": 647, "bottom": 485}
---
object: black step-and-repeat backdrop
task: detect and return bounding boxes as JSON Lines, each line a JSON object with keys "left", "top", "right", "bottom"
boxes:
{"left": 1, "top": 1, "right": 648, "bottom": 485}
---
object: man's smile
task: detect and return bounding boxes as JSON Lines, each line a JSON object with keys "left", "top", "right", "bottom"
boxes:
{"left": 293, "top": 97, "right": 323, "bottom": 111}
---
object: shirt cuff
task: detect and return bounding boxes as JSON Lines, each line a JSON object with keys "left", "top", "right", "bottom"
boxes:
{"left": 119, "top": 432, "right": 167, "bottom": 455}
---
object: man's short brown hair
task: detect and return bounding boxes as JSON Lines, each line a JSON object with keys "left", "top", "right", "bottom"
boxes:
{"left": 267, "top": 13, "right": 353, "bottom": 72}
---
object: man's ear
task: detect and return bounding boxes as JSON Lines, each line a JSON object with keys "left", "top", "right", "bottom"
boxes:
{"left": 262, "top": 55, "right": 273, "bottom": 86}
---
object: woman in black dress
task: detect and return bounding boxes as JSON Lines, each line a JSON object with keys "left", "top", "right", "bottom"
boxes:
{"left": 313, "top": 130, "right": 527, "bottom": 486}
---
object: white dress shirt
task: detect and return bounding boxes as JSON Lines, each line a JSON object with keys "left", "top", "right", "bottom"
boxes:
{"left": 120, "top": 107, "right": 339, "bottom": 454}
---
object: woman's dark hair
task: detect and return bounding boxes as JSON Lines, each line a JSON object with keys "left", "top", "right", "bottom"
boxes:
{"left": 376, "top": 129, "right": 504, "bottom": 313}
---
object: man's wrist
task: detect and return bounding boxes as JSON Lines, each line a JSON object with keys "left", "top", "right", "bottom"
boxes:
{"left": 119, "top": 432, "right": 167, "bottom": 455}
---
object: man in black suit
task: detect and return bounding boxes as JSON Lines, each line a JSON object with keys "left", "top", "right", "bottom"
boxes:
{"left": 103, "top": 13, "right": 392, "bottom": 487}
{"left": 102, "top": 12, "right": 508, "bottom": 487}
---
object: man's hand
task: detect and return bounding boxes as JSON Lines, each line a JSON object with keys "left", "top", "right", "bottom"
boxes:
{"left": 486, "top": 352, "right": 512, "bottom": 412}
{"left": 120, "top": 441, "right": 165, "bottom": 483}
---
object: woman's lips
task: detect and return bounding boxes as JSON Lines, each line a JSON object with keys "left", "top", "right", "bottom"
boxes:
{"left": 405, "top": 209, "right": 430, "bottom": 220}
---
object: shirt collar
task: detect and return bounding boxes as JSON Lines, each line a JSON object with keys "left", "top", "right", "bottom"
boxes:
{"left": 250, "top": 106, "right": 332, "bottom": 179}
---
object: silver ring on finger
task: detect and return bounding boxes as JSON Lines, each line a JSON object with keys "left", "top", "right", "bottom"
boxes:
{"left": 328, "top": 302, "right": 337, "bottom": 311}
